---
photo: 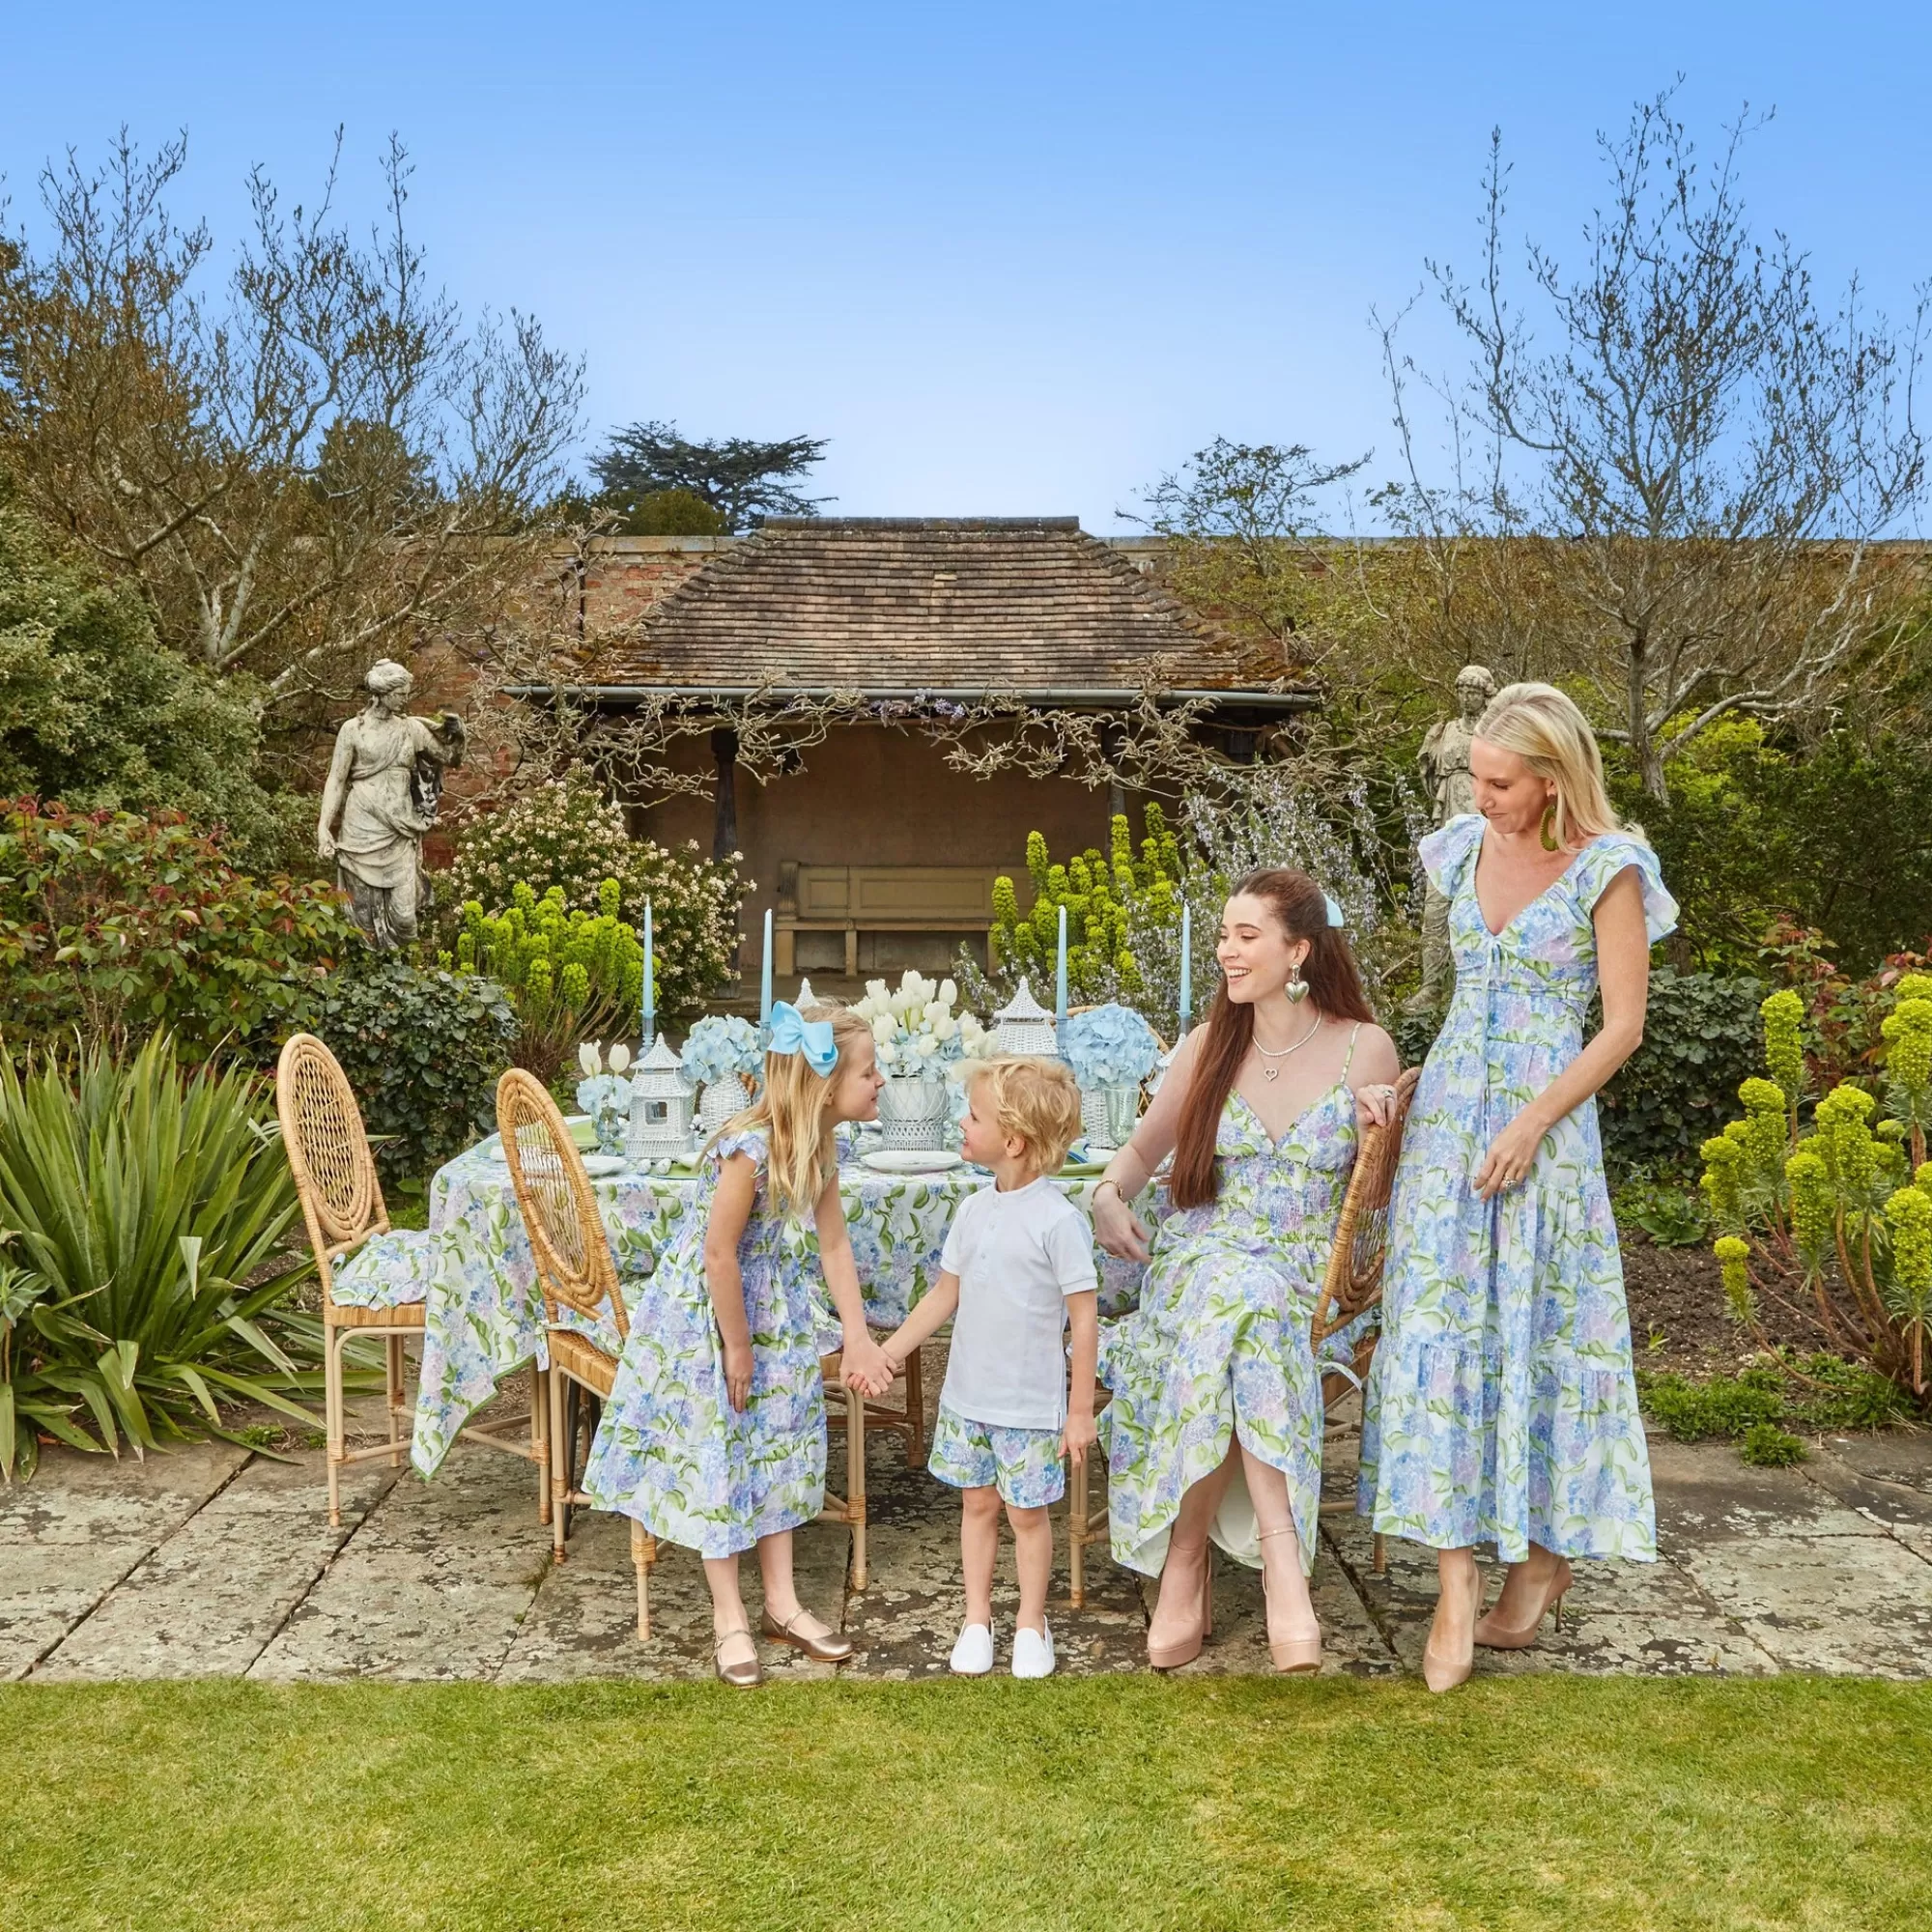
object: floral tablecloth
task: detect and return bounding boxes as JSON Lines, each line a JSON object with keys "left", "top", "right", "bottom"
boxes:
{"left": 366, "top": 1137, "right": 1152, "bottom": 1476}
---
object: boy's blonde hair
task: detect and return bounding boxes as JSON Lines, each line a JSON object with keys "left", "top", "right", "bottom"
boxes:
{"left": 1474, "top": 681, "right": 1621, "bottom": 850}
{"left": 720, "top": 1003, "right": 874, "bottom": 1218}
{"left": 965, "top": 1055, "right": 1083, "bottom": 1175}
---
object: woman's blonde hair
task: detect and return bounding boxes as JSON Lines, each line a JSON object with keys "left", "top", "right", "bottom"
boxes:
{"left": 1474, "top": 681, "right": 1620, "bottom": 849}
{"left": 717, "top": 1003, "right": 873, "bottom": 1218}
{"left": 964, "top": 1056, "right": 1083, "bottom": 1175}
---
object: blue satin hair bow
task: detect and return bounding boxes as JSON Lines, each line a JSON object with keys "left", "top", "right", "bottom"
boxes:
{"left": 767, "top": 1001, "right": 838, "bottom": 1075}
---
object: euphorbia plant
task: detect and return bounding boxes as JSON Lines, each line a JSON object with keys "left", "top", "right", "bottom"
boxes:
{"left": 1702, "top": 978, "right": 1932, "bottom": 1405}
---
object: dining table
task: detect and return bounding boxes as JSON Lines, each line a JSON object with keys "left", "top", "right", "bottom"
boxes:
{"left": 342, "top": 1128, "right": 1155, "bottom": 1477}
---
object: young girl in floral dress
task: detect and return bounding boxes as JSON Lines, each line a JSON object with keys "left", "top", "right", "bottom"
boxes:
{"left": 582, "top": 1002, "right": 895, "bottom": 1688}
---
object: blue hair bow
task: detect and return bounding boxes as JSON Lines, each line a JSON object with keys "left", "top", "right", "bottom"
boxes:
{"left": 767, "top": 1001, "right": 838, "bottom": 1075}
{"left": 1323, "top": 894, "right": 1345, "bottom": 928}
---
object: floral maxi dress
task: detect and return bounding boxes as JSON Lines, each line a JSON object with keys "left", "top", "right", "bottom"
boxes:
{"left": 1361, "top": 814, "right": 1677, "bottom": 1562}
{"left": 1100, "top": 1050, "right": 1363, "bottom": 1579}
{"left": 582, "top": 1127, "right": 827, "bottom": 1559}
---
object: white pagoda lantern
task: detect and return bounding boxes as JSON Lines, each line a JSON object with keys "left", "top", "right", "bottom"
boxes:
{"left": 794, "top": 976, "right": 818, "bottom": 1009}
{"left": 990, "top": 977, "right": 1059, "bottom": 1058}
{"left": 626, "top": 1035, "right": 695, "bottom": 1161}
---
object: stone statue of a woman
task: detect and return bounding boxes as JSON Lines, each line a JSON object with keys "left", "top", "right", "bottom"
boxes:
{"left": 317, "top": 659, "right": 467, "bottom": 950}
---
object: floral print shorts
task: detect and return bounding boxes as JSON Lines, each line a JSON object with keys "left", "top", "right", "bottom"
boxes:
{"left": 928, "top": 1404, "right": 1065, "bottom": 1508}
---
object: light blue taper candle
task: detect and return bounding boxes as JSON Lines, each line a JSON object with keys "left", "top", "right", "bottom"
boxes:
{"left": 1055, "top": 903, "right": 1068, "bottom": 1021}
{"left": 760, "top": 907, "right": 775, "bottom": 1022}
{"left": 1179, "top": 901, "right": 1192, "bottom": 1034}
{"left": 640, "top": 898, "right": 655, "bottom": 1047}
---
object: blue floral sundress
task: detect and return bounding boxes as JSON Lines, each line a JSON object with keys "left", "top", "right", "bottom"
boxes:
{"left": 1100, "top": 1040, "right": 1364, "bottom": 1579}
{"left": 1361, "top": 814, "right": 1678, "bottom": 1562}
{"left": 582, "top": 1126, "right": 827, "bottom": 1559}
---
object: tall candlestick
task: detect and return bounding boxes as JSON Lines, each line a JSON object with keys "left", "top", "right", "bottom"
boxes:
{"left": 1055, "top": 904, "right": 1068, "bottom": 1021}
{"left": 640, "top": 898, "right": 654, "bottom": 1046}
{"left": 1179, "top": 902, "right": 1192, "bottom": 1034}
{"left": 760, "top": 907, "right": 775, "bottom": 1022}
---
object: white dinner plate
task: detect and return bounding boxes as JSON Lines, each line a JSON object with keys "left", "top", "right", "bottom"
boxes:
{"left": 860, "top": 1149, "right": 964, "bottom": 1176}
{"left": 580, "top": 1153, "right": 629, "bottom": 1178}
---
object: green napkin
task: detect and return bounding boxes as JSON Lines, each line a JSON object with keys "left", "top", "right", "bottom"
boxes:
{"left": 1058, "top": 1159, "right": 1110, "bottom": 1179}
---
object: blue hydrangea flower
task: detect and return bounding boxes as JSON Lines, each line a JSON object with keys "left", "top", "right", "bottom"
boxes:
{"left": 1059, "top": 1003, "right": 1161, "bottom": 1089}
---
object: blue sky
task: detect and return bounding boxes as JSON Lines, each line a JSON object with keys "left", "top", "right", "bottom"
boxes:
{"left": 7, "top": 3, "right": 1929, "bottom": 529}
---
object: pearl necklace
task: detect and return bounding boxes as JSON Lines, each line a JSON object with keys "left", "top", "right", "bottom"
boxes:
{"left": 1251, "top": 1015, "right": 1323, "bottom": 1081}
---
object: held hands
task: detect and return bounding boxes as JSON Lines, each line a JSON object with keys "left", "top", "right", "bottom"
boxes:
{"left": 840, "top": 1332, "right": 896, "bottom": 1400}
{"left": 1060, "top": 1408, "right": 1098, "bottom": 1467}
{"left": 1092, "top": 1184, "right": 1151, "bottom": 1265}
{"left": 1474, "top": 1106, "right": 1548, "bottom": 1200}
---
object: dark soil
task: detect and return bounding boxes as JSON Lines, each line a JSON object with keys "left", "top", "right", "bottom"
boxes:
{"left": 1622, "top": 1232, "right": 1823, "bottom": 1376}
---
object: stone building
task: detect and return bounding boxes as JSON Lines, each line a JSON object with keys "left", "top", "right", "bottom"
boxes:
{"left": 517, "top": 517, "right": 1315, "bottom": 994}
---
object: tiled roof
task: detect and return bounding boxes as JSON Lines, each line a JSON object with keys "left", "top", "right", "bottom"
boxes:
{"left": 566, "top": 518, "right": 1313, "bottom": 703}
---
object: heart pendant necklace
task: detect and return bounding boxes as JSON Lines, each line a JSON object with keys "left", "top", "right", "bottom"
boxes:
{"left": 1254, "top": 1014, "right": 1323, "bottom": 1081}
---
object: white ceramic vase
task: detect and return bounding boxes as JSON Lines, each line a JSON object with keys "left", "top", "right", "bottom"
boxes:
{"left": 876, "top": 1075, "right": 951, "bottom": 1151}
{"left": 1080, "top": 1083, "right": 1141, "bottom": 1153}
{"left": 697, "top": 1075, "right": 748, "bottom": 1137}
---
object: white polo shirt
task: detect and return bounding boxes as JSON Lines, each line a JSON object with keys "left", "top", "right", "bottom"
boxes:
{"left": 936, "top": 1177, "right": 1098, "bottom": 1432}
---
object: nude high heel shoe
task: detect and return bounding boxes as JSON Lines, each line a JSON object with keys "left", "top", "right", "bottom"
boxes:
{"left": 1147, "top": 1542, "right": 1213, "bottom": 1670}
{"left": 1422, "top": 1562, "right": 1481, "bottom": 1693}
{"left": 1472, "top": 1558, "right": 1573, "bottom": 1650}
{"left": 1259, "top": 1525, "right": 1321, "bottom": 1675}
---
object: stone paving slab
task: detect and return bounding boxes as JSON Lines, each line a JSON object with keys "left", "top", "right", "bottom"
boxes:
{"left": 0, "top": 1443, "right": 247, "bottom": 1682}
{"left": 33, "top": 1455, "right": 395, "bottom": 1682}
{"left": 248, "top": 1447, "right": 554, "bottom": 1682}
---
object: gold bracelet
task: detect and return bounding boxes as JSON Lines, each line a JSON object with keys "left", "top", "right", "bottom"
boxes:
{"left": 1094, "top": 1179, "right": 1124, "bottom": 1203}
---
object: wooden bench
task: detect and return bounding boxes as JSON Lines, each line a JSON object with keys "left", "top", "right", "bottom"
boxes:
{"left": 774, "top": 864, "right": 999, "bottom": 978}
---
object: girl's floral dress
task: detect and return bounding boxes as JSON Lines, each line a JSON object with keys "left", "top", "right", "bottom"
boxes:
{"left": 1361, "top": 814, "right": 1677, "bottom": 1562}
{"left": 582, "top": 1126, "right": 826, "bottom": 1558}
{"left": 1099, "top": 1032, "right": 1364, "bottom": 1579}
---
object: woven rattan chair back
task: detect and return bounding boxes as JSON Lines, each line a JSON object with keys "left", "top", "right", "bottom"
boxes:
{"left": 276, "top": 1033, "right": 388, "bottom": 1304}
{"left": 1311, "top": 1065, "right": 1421, "bottom": 1349}
{"left": 496, "top": 1068, "right": 630, "bottom": 1342}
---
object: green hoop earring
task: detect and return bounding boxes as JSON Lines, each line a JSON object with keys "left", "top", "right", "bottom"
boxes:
{"left": 1539, "top": 803, "right": 1560, "bottom": 852}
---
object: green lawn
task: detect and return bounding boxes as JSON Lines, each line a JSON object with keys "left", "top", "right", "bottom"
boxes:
{"left": 8, "top": 1675, "right": 1926, "bottom": 1931}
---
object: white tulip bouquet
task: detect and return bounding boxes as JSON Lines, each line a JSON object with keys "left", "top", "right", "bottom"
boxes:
{"left": 850, "top": 971, "right": 989, "bottom": 1078}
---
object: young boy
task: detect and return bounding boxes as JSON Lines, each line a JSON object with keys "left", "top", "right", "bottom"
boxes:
{"left": 875, "top": 1055, "right": 1098, "bottom": 1679}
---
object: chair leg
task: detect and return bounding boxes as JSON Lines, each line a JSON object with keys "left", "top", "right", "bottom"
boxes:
{"left": 903, "top": 1345, "right": 925, "bottom": 1466}
{"left": 846, "top": 1382, "right": 867, "bottom": 1592}
{"left": 631, "top": 1519, "right": 652, "bottom": 1641}
{"left": 548, "top": 1365, "right": 569, "bottom": 1562}
{"left": 325, "top": 1322, "right": 344, "bottom": 1528}
{"left": 1067, "top": 1452, "right": 1088, "bottom": 1609}
{"left": 385, "top": 1334, "right": 405, "bottom": 1467}
{"left": 532, "top": 1364, "right": 552, "bottom": 1526}
{"left": 1373, "top": 1532, "right": 1387, "bottom": 1577}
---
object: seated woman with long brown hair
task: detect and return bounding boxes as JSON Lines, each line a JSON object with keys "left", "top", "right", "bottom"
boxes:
{"left": 1092, "top": 869, "right": 1400, "bottom": 1673}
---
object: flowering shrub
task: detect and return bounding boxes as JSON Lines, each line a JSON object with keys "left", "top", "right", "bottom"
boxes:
{"left": 680, "top": 1014, "right": 764, "bottom": 1089}
{"left": 0, "top": 797, "right": 357, "bottom": 1063}
{"left": 1700, "top": 977, "right": 1932, "bottom": 1408}
{"left": 851, "top": 971, "right": 988, "bottom": 1077}
{"left": 439, "top": 768, "right": 747, "bottom": 1017}
{"left": 452, "top": 879, "right": 643, "bottom": 1084}
{"left": 1058, "top": 1003, "right": 1162, "bottom": 1090}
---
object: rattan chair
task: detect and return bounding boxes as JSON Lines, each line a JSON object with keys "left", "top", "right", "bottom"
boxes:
{"left": 276, "top": 1033, "right": 548, "bottom": 1526}
{"left": 1064, "top": 1064, "right": 1422, "bottom": 1604}
{"left": 497, "top": 1067, "right": 656, "bottom": 1637}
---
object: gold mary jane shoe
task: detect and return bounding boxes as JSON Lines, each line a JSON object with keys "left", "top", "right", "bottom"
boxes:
{"left": 760, "top": 1609, "right": 856, "bottom": 1664}
{"left": 713, "top": 1628, "right": 764, "bottom": 1689}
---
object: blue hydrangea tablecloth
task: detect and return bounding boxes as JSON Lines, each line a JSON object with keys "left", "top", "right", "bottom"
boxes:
{"left": 361, "top": 1137, "right": 1154, "bottom": 1477}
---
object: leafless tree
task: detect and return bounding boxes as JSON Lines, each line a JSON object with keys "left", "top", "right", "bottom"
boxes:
{"left": 1413, "top": 93, "right": 1926, "bottom": 797}
{"left": 0, "top": 129, "right": 584, "bottom": 718}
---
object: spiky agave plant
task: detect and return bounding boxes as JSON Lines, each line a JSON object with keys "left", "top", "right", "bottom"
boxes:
{"left": 0, "top": 1034, "right": 321, "bottom": 1480}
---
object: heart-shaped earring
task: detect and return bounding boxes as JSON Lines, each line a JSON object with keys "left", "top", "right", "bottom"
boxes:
{"left": 1284, "top": 960, "right": 1309, "bottom": 1005}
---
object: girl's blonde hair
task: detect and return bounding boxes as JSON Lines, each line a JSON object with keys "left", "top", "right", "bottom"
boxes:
{"left": 718, "top": 1003, "right": 873, "bottom": 1218}
{"left": 1474, "top": 682, "right": 1621, "bottom": 849}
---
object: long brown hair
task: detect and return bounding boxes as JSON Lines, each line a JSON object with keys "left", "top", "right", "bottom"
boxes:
{"left": 1168, "top": 868, "right": 1375, "bottom": 1209}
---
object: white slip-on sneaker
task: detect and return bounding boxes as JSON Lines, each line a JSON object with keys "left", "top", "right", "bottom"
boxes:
{"left": 1011, "top": 1620, "right": 1055, "bottom": 1680}
{"left": 950, "top": 1621, "right": 995, "bottom": 1676}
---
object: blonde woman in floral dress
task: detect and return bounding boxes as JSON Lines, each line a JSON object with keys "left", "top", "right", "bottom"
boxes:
{"left": 1362, "top": 683, "right": 1678, "bottom": 1691}
{"left": 582, "top": 1003, "right": 894, "bottom": 1687}
{"left": 1092, "top": 868, "right": 1400, "bottom": 1673}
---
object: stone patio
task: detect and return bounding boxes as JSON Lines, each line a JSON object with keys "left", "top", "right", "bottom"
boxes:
{"left": 4, "top": 1369, "right": 1929, "bottom": 1685}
